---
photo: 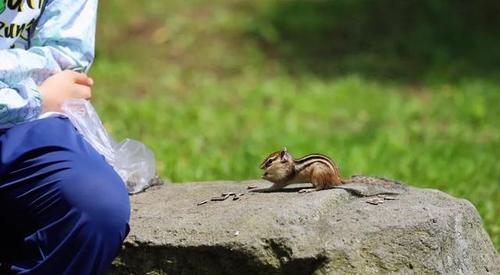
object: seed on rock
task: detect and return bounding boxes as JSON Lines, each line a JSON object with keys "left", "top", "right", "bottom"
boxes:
{"left": 366, "top": 197, "right": 385, "bottom": 205}
{"left": 379, "top": 195, "right": 398, "bottom": 200}
{"left": 211, "top": 194, "right": 231, "bottom": 201}
{"left": 197, "top": 200, "right": 208, "bottom": 206}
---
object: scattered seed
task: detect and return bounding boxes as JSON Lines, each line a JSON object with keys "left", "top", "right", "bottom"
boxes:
{"left": 197, "top": 200, "right": 208, "bottom": 206}
{"left": 211, "top": 194, "right": 230, "bottom": 201}
{"left": 232, "top": 195, "right": 241, "bottom": 201}
{"left": 366, "top": 197, "right": 385, "bottom": 205}
{"left": 204, "top": 191, "right": 246, "bottom": 204}
{"left": 378, "top": 195, "right": 398, "bottom": 200}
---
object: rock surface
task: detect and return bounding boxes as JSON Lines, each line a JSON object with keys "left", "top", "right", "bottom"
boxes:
{"left": 110, "top": 179, "right": 500, "bottom": 275}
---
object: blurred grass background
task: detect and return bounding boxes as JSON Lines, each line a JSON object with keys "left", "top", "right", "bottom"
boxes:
{"left": 92, "top": 0, "right": 499, "bottom": 249}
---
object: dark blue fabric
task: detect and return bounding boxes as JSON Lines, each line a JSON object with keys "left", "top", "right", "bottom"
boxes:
{"left": 0, "top": 117, "right": 130, "bottom": 275}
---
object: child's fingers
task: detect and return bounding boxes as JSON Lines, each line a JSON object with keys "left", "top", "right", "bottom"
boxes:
{"left": 75, "top": 84, "right": 92, "bottom": 99}
{"left": 72, "top": 72, "right": 93, "bottom": 86}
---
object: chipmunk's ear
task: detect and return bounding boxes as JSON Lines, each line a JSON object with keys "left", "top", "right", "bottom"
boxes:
{"left": 280, "top": 147, "right": 291, "bottom": 161}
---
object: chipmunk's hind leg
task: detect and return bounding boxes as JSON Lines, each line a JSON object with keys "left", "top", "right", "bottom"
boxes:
{"left": 298, "top": 168, "right": 335, "bottom": 193}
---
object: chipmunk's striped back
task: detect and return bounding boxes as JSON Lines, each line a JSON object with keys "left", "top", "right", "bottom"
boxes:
{"left": 293, "top": 153, "right": 344, "bottom": 188}
{"left": 295, "top": 154, "right": 338, "bottom": 173}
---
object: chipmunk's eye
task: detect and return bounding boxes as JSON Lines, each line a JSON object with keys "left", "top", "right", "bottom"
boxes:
{"left": 265, "top": 157, "right": 276, "bottom": 167}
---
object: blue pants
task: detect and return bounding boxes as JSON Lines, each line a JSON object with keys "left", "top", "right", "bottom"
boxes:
{"left": 0, "top": 117, "right": 130, "bottom": 275}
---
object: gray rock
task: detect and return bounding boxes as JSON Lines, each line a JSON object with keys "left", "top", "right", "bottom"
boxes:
{"left": 110, "top": 179, "right": 500, "bottom": 275}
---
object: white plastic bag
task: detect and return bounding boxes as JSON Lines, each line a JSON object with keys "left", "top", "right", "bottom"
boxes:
{"left": 62, "top": 99, "right": 157, "bottom": 194}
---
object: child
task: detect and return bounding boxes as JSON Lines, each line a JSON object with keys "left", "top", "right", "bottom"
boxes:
{"left": 0, "top": 0, "right": 130, "bottom": 274}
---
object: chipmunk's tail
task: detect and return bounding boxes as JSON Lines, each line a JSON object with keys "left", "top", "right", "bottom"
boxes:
{"left": 342, "top": 175, "right": 374, "bottom": 184}
{"left": 342, "top": 175, "right": 403, "bottom": 185}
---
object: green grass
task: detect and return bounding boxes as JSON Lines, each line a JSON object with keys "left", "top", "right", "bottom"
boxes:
{"left": 92, "top": 0, "right": 499, "bottom": 249}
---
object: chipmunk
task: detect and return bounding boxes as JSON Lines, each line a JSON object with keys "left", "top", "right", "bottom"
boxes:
{"left": 256, "top": 147, "right": 344, "bottom": 193}
{"left": 255, "top": 148, "right": 399, "bottom": 193}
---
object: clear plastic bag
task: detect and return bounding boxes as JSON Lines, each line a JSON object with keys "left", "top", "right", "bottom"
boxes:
{"left": 62, "top": 99, "right": 157, "bottom": 194}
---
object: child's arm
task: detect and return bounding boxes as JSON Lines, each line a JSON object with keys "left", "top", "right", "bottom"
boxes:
{"left": 0, "top": 0, "right": 98, "bottom": 128}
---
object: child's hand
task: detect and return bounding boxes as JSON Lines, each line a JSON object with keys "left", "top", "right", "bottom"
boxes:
{"left": 39, "top": 70, "right": 94, "bottom": 113}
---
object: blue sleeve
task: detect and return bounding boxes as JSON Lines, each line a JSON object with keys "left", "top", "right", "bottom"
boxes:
{"left": 0, "top": 0, "right": 98, "bottom": 128}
